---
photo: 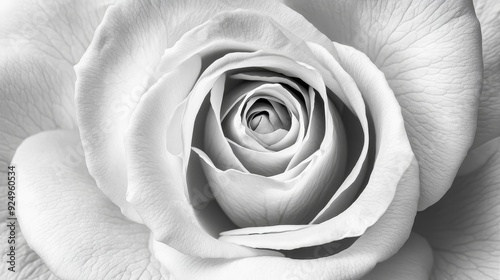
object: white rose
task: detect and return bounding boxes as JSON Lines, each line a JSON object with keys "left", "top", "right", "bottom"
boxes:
{"left": 1, "top": 0, "right": 498, "bottom": 279}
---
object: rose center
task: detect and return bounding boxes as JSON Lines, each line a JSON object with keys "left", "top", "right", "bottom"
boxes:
{"left": 246, "top": 99, "right": 291, "bottom": 134}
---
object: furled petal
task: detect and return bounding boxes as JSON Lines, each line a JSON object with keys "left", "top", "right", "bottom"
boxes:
{"left": 204, "top": 108, "right": 249, "bottom": 172}
{"left": 281, "top": 0, "right": 483, "bottom": 210}
{"left": 13, "top": 130, "right": 170, "bottom": 279}
{"left": 183, "top": 51, "right": 346, "bottom": 228}
{"left": 242, "top": 89, "right": 296, "bottom": 145}
{"left": 218, "top": 83, "right": 308, "bottom": 176}
{"left": 125, "top": 64, "right": 281, "bottom": 259}
{"left": 415, "top": 137, "right": 500, "bottom": 279}
{"left": 0, "top": 0, "right": 114, "bottom": 277}
{"left": 163, "top": 10, "right": 348, "bottom": 159}
{"left": 230, "top": 72, "right": 312, "bottom": 114}
{"left": 202, "top": 75, "right": 250, "bottom": 172}
{"left": 166, "top": 50, "right": 351, "bottom": 222}
{"left": 219, "top": 42, "right": 414, "bottom": 249}
{"left": 248, "top": 101, "right": 290, "bottom": 132}
{"left": 225, "top": 83, "right": 304, "bottom": 149}
{"left": 220, "top": 72, "right": 321, "bottom": 173}
{"left": 472, "top": 0, "right": 500, "bottom": 148}
{"left": 361, "top": 233, "right": 433, "bottom": 280}
{"left": 153, "top": 159, "right": 420, "bottom": 280}
{"left": 306, "top": 43, "right": 368, "bottom": 224}
{"left": 74, "top": 0, "right": 339, "bottom": 226}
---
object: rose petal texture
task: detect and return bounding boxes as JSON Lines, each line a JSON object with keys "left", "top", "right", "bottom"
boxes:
{"left": 0, "top": 0, "right": 113, "bottom": 278}
{"left": 413, "top": 2, "right": 500, "bottom": 278}
{"left": 361, "top": 232, "right": 433, "bottom": 280}
{"left": 281, "top": 0, "right": 483, "bottom": 210}
{"left": 472, "top": 0, "right": 500, "bottom": 148}
{"left": 415, "top": 137, "right": 500, "bottom": 279}
{"left": 13, "top": 130, "right": 170, "bottom": 279}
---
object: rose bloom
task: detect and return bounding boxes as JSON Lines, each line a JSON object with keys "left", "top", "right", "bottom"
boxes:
{"left": 1, "top": 0, "right": 499, "bottom": 279}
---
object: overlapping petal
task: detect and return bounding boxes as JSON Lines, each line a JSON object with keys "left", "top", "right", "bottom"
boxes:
{"left": 219, "top": 42, "right": 415, "bottom": 250}
{"left": 472, "top": 0, "right": 500, "bottom": 148}
{"left": 411, "top": 2, "right": 500, "bottom": 278}
{"left": 95, "top": 1, "right": 417, "bottom": 264}
{"left": 125, "top": 54, "right": 281, "bottom": 259}
{"left": 281, "top": 0, "right": 483, "bottom": 210}
{"left": 150, "top": 10, "right": 371, "bottom": 234}
{"left": 415, "top": 137, "right": 500, "bottom": 279}
{"left": 0, "top": 0, "right": 489, "bottom": 279}
{"left": 361, "top": 233, "right": 433, "bottom": 280}
{"left": 74, "top": 0, "right": 338, "bottom": 225}
{"left": 0, "top": 0, "right": 114, "bottom": 277}
{"left": 83, "top": 4, "right": 368, "bottom": 239}
{"left": 13, "top": 130, "right": 170, "bottom": 279}
{"left": 186, "top": 52, "right": 346, "bottom": 228}
{"left": 152, "top": 159, "right": 419, "bottom": 280}
{"left": 0, "top": 0, "right": 115, "bottom": 159}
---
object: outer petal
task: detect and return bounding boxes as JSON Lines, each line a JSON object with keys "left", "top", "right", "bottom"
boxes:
{"left": 153, "top": 159, "right": 420, "bottom": 280}
{"left": 362, "top": 233, "right": 433, "bottom": 280}
{"left": 12, "top": 130, "right": 170, "bottom": 279}
{"left": 281, "top": 0, "right": 483, "bottom": 210}
{"left": 415, "top": 137, "right": 500, "bottom": 279}
{"left": 0, "top": 0, "right": 114, "bottom": 278}
{"left": 472, "top": 0, "right": 500, "bottom": 148}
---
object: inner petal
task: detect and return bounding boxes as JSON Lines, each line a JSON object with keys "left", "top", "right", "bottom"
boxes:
{"left": 250, "top": 112, "right": 273, "bottom": 132}
{"left": 247, "top": 99, "right": 291, "bottom": 133}
{"left": 223, "top": 83, "right": 306, "bottom": 152}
